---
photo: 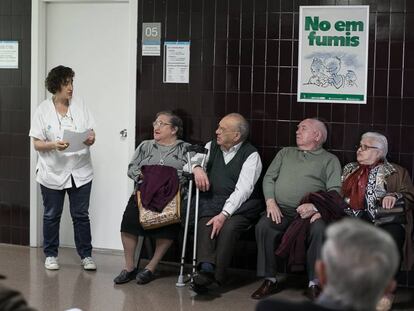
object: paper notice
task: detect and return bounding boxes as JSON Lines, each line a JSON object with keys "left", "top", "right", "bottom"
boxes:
{"left": 62, "top": 130, "right": 91, "bottom": 153}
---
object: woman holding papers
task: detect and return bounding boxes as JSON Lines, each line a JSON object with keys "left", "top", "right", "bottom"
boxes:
{"left": 29, "top": 65, "right": 97, "bottom": 271}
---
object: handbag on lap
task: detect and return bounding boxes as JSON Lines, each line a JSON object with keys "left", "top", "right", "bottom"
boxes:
{"left": 343, "top": 197, "right": 406, "bottom": 226}
{"left": 372, "top": 198, "right": 406, "bottom": 226}
{"left": 137, "top": 189, "right": 181, "bottom": 230}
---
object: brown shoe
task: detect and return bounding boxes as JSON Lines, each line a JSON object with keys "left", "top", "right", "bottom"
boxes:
{"left": 304, "top": 285, "right": 322, "bottom": 301}
{"left": 251, "top": 280, "right": 283, "bottom": 300}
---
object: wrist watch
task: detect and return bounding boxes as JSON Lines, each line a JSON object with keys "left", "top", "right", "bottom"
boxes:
{"left": 221, "top": 210, "right": 230, "bottom": 219}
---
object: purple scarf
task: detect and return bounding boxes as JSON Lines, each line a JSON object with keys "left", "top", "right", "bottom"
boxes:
{"left": 139, "top": 165, "right": 179, "bottom": 212}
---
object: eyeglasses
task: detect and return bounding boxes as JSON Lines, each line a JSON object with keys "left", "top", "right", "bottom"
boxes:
{"left": 357, "top": 144, "right": 380, "bottom": 151}
{"left": 152, "top": 120, "right": 172, "bottom": 128}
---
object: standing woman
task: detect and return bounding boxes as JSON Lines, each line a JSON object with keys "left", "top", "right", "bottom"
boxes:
{"left": 29, "top": 65, "right": 97, "bottom": 271}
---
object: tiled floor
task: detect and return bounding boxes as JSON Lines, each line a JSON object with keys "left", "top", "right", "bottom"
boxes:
{"left": 0, "top": 244, "right": 413, "bottom": 311}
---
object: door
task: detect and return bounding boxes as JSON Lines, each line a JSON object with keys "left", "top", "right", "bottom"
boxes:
{"left": 31, "top": 0, "right": 137, "bottom": 250}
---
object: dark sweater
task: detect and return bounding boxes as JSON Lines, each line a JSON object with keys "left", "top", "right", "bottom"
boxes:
{"left": 207, "top": 139, "right": 257, "bottom": 196}
{"left": 198, "top": 140, "right": 258, "bottom": 218}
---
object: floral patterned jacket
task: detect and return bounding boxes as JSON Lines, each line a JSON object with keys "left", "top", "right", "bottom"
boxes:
{"left": 342, "top": 161, "right": 414, "bottom": 270}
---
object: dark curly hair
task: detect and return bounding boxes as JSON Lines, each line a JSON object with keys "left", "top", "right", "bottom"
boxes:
{"left": 45, "top": 65, "right": 75, "bottom": 94}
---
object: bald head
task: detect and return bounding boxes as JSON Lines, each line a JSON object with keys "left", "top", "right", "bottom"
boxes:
{"left": 309, "top": 118, "right": 327, "bottom": 146}
{"left": 296, "top": 118, "right": 328, "bottom": 150}
{"left": 216, "top": 113, "right": 250, "bottom": 150}
{"left": 223, "top": 113, "right": 249, "bottom": 142}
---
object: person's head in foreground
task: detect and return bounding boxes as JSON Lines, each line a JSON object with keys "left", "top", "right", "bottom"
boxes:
{"left": 316, "top": 218, "right": 399, "bottom": 311}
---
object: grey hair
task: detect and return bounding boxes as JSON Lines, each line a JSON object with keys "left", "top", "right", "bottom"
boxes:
{"left": 226, "top": 113, "right": 250, "bottom": 142}
{"left": 155, "top": 111, "right": 183, "bottom": 138}
{"left": 361, "top": 132, "right": 388, "bottom": 158}
{"left": 321, "top": 219, "right": 399, "bottom": 311}
{"left": 310, "top": 118, "right": 328, "bottom": 146}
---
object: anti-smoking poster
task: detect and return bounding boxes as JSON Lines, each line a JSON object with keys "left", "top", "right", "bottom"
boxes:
{"left": 297, "top": 6, "right": 369, "bottom": 104}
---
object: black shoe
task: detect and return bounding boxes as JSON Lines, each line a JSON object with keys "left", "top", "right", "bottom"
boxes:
{"left": 136, "top": 268, "right": 155, "bottom": 285}
{"left": 190, "top": 282, "right": 209, "bottom": 294}
{"left": 114, "top": 269, "right": 138, "bottom": 284}
{"left": 192, "top": 270, "right": 215, "bottom": 287}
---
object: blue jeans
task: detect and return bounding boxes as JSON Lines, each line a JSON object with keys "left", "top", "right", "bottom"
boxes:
{"left": 40, "top": 180, "right": 92, "bottom": 259}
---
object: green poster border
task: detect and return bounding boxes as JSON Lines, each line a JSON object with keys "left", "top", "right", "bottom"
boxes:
{"left": 300, "top": 93, "right": 364, "bottom": 101}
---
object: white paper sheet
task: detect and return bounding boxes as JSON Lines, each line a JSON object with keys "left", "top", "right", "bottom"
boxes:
{"left": 62, "top": 130, "right": 91, "bottom": 153}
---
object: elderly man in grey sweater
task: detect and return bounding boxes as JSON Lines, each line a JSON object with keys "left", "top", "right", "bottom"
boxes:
{"left": 251, "top": 118, "right": 341, "bottom": 300}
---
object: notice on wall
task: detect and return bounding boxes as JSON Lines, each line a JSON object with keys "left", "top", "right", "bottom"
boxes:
{"left": 297, "top": 6, "right": 369, "bottom": 104}
{"left": 142, "top": 23, "right": 161, "bottom": 56}
{"left": 163, "top": 41, "right": 190, "bottom": 83}
{"left": 0, "top": 41, "right": 18, "bottom": 69}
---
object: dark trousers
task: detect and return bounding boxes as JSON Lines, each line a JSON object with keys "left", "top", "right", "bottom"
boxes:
{"left": 305, "top": 219, "right": 326, "bottom": 281}
{"left": 379, "top": 223, "right": 405, "bottom": 276}
{"left": 197, "top": 214, "right": 251, "bottom": 284}
{"left": 255, "top": 214, "right": 293, "bottom": 277}
{"left": 40, "top": 181, "right": 93, "bottom": 259}
{"left": 255, "top": 214, "right": 326, "bottom": 281}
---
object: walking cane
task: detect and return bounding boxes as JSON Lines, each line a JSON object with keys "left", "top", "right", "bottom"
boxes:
{"left": 176, "top": 145, "right": 208, "bottom": 287}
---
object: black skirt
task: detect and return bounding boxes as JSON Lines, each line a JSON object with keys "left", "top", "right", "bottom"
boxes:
{"left": 120, "top": 195, "right": 181, "bottom": 240}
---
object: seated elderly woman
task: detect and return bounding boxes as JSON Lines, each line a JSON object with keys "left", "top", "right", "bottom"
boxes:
{"left": 113, "top": 111, "right": 190, "bottom": 285}
{"left": 341, "top": 132, "right": 414, "bottom": 310}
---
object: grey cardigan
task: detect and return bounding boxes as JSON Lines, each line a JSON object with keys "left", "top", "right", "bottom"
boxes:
{"left": 127, "top": 139, "right": 191, "bottom": 186}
